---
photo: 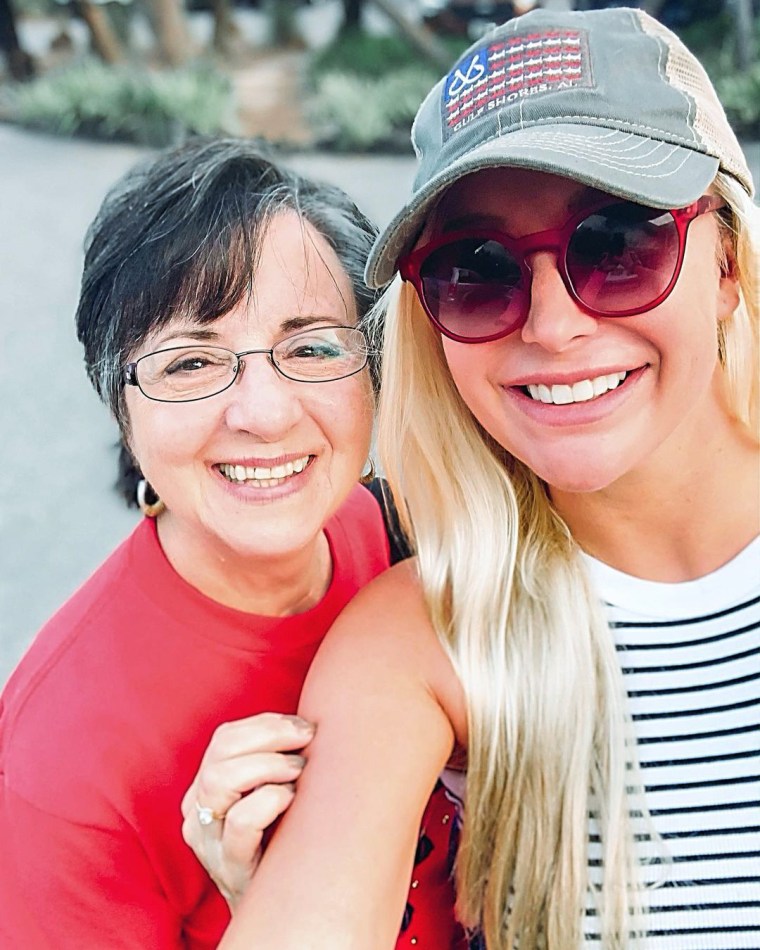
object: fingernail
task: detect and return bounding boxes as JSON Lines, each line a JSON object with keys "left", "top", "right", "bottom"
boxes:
{"left": 281, "top": 714, "right": 316, "bottom": 733}
{"left": 285, "top": 754, "right": 307, "bottom": 769}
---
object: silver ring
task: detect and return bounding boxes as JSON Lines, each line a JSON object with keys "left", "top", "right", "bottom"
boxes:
{"left": 196, "top": 801, "right": 224, "bottom": 826}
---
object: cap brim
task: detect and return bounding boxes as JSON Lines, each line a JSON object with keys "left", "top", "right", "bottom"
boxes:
{"left": 366, "top": 124, "right": 719, "bottom": 288}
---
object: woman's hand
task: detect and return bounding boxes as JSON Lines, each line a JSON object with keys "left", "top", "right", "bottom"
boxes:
{"left": 181, "top": 713, "right": 315, "bottom": 910}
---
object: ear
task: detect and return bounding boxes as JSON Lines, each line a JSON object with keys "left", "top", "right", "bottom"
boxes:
{"left": 716, "top": 237, "right": 740, "bottom": 322}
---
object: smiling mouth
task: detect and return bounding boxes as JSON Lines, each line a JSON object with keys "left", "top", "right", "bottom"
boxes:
{"left": 522, "top": 371, "right": 630, "bottom": 406}
{"left": 217, "top": 455, "right": 312, "bottom": 488}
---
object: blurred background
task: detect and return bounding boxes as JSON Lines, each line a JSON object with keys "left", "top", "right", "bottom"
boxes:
{"left": 1, "top": 0, "right": 759, "bottom": 683}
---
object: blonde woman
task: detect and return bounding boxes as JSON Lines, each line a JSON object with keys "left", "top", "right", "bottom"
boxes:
{"left": 194, "top": 8, "right": 759, "bottom": 948}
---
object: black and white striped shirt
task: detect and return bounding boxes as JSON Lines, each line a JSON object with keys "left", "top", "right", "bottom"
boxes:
{"left": 583, "top": 536, "right": 760, "bottom": 949}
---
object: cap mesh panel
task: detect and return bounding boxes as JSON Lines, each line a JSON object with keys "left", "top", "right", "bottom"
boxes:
{"left": 638, "top": 10, "right": 754, "bottom": 196}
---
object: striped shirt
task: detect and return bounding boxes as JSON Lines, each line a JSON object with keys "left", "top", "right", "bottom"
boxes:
{"left": 583, "top": 535, "right": 760, "bottom": 948}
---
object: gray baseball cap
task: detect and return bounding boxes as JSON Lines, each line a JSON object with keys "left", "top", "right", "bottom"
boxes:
{"left": 366, "top": 6, "right": 754, "bottom": 289}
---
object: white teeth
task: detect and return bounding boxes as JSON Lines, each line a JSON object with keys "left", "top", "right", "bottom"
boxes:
{"left": 525, "top": 371, "right": 629, "bottom": 405}
{"left": 571, "top": 379, "right": 595, "bottom": 403}
{"left": 219, "top": 456, "right": 310, "bottom": 484}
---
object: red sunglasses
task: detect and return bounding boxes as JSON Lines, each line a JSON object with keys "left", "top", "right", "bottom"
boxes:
{"left": 399, "top": 196, "right": 725, "bottom": 344}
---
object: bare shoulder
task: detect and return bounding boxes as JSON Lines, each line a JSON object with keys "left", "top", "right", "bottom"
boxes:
{"left": 303, "top": 559, "right": 468, "bottom": 746}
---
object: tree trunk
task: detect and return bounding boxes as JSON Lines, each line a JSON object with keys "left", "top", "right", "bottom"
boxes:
{"left": 639, "top": 0, "right": 669, "bottom": 17}
{"left": 341, "top": 0, "right": 365, "bottom": 32}
{"left": 142, "top": 0, "right": 193, "bottom": 66}
{"left": 0, "top": 0, "right": 35, "bottom": 79}
{"left": 212, "top": 0, "right": 234, "bottom": 55}
{"left": 368, "top": 0, "right": 451, "bottom": 70}
{"left": 727, "top": 0, "right": 756, "bottom": 69}
{"left": 75, "top": 0, "right": 126, "bottom": 64}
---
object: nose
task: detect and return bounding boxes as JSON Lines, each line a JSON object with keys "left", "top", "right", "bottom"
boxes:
{"left": 222, "top": 352, "right": 304, "bottom": 438}
{"left": 519, "top": 252, "right": 599, "bottom": 352}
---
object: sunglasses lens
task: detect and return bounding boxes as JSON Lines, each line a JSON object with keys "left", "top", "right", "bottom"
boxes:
{"left": 567, "top": 204, "right": 680, "bottom": 314}
{"left": 418, "top": 237, "right": 528, "bottom": 340}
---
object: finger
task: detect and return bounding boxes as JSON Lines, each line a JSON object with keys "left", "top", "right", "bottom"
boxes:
{"left": 194, "top": 752, "right": 305, "bottom": 821}
{"left": 202, "top": 714, "right": 315, "bottom": 764}
{"left": 221, "top": 783, "right": 297, "bottom": 871}
{"left": 185, "top": 784, "right": 298, "bottom": 911}
{"left": 182, "top": 800, "right": 224, "bottom": 851}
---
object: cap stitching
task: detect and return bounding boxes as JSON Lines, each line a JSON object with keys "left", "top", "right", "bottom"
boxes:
{"left": 511, "top": 140, "right": 694, "bottom": 179}
{"left": 482, "top": 116, "right": 713, "bottom": 150}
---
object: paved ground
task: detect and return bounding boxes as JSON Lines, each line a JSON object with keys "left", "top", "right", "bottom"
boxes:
{"left": 0, "top": 124, "right": 417, "bottom": 683}
{"left": 1, "top": 123, "right": 758, "bottom": 685}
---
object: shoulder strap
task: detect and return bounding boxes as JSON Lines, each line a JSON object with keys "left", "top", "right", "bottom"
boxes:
{"left": 364, "top": 478, "right": 413, "bottom": 565}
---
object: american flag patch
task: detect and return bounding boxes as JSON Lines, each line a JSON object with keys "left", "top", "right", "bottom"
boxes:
{"left": 442, "top": 29, "right": 593, "bottom": 139}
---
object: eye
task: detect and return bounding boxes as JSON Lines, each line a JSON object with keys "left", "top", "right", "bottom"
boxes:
{"left": 162, "top": 350, "right": 229, "bottom": 375}
{"left": 278, "top": 331, "right": 348, "bottom": 361}
{"left": 288, "top": 342, "right": 343, "bottom": 359}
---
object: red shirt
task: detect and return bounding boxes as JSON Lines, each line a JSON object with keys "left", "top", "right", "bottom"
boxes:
{"left": 0, "top": 485, "right": 465, "bottom": 948}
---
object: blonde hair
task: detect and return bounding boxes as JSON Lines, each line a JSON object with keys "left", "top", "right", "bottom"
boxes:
{"left": 372, "top": 170, "right": 760, "bottom": 948}
{"left": 713, "top": 173, "right": 760, "bottom": 435}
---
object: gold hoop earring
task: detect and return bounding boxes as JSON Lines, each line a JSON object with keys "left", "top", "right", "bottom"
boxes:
{"left": 136, "top": 479, "right": 166, "bottom": 518}
{"left": 359, "top": 457, "right": 376, "bottom": 485}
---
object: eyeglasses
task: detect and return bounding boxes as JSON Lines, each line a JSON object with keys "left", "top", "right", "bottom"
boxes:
{"left": 124, "top": 325, "right": 369, "bottom": 403}
{"left": 399, "top": 196, "right": 726, "bottom": 344}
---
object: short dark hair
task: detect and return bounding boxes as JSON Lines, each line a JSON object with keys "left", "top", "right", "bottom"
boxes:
{"left": 75, "top": 137, "right": 380, "bottom": 506}
{"left": 77, "top": 136, "right": 380, "bottom": 418}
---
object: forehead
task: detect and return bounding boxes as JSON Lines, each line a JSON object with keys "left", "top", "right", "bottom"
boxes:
{"left": 436, "top": 167, "right": 603, "bottom": 229}
{"left": 143, "top": 210, "right": 355, "bottom": 349}
{"left": 254, "top": 210, "right": 351, "bottom": 304}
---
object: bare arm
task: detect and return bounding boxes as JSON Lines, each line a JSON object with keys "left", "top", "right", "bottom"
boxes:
{"left": 219, "top": 562, "right": 464, "bottom": 950}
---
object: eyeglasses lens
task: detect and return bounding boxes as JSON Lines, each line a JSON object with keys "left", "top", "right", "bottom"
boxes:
{"left": 273, "top": 327, "right": 367, "bottom": 381}
{"left": 566, "top": 205, "right": 679, "bottom": 315}
{"left": 138, "top": 347, "right": 237, "bottom": 401}
{"left": 419, "top": 237, "right": 527, "bottom": 340}
{"left": 417, "top": 204, "right": 681, "bottom": 341}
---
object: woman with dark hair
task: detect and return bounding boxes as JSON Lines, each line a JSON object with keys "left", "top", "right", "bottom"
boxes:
{"left": 0, "top": 138, "right": 461, "bottom": 949}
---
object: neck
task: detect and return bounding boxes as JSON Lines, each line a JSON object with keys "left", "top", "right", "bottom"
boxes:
{"left": 550, "top": 416, "right": 760, "bottom": 583}
{"left": 155, "top": 517, "right": 333, "bottom": 616}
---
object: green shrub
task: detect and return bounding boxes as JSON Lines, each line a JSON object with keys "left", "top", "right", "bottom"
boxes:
{"left": 675, "top": 12, "right": 760, "bottom": 136}
{"left": 716, "top": 62, "right": 760, "bottom": 138}
{"left": 311, "top": 67, "right": 438, "bottom": 151}
{"left": 8, "top": 59, "right": 236, "bottom": 146}
{"left": 309, "top": 29, "right": 467, "bottom": 152}
{"left": 311, "top": 30, "right": 423, "bottom": 80}
{"left": 310, "top": 28, "right": 466, "bottom": 81}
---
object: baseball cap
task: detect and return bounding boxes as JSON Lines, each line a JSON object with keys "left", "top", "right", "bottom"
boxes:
{"left": 366, "top": 5, "right": 754, "bottom": 289}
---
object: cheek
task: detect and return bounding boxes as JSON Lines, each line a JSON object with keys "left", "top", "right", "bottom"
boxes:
{"left": 441, "top": 339, "right": 496, "bottom": 419}
{"left": 302, "top": 374, "right": 375, "bottom": 467}
{"left": 125, "top": 394, "right": 211, "bottom": 478}
{"left": 333, "top": 377, "right": 375, "bottom": 457}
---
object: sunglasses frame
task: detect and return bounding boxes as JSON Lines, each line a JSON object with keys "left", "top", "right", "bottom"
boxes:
{"left": 399, "top": 195, "right": 726, "bottom": 344}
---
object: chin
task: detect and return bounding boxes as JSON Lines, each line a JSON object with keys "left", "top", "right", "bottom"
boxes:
{"left": 525, "top": 459, "right": 624, "bottom": 496}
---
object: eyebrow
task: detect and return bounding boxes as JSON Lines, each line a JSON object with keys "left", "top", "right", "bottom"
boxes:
{"left": 152, "top": 315, "right": 341, "bottom": 347}
{"left": 442, "top": 186, "right": 606, "bottom": 233}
